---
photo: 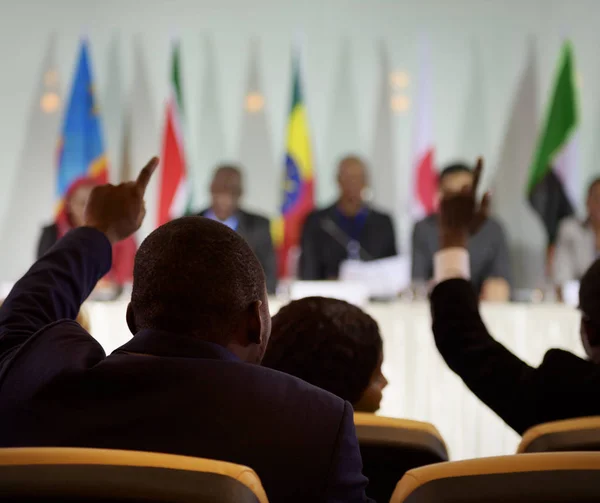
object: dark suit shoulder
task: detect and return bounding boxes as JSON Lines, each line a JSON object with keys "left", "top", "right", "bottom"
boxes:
{"left": 415, "top": 213, "right": 438, "bottom": 229}
{"left": 367, "top": 207, "right": 393, "bottom": 220}
{"left": 238, "top": 209, "right": 271, "bottom": 229}
{"left": 41, "top": 223, "right": 58, "bottom": 234}
{"left": 539, "top": 348, "right": 597, "bottom": 377}
{"left": 248, "top": 363, "right": 346, "bottom": 415}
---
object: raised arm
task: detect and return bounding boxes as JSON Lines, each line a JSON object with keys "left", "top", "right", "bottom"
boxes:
{"left": 432, "top": 158, "right": 540, "bottom": 434}
{"left": 0, "top": 228, "right": 112, "bottom": 363}
{"left": 0, "top": 157, "right": 158, "bottom": 367}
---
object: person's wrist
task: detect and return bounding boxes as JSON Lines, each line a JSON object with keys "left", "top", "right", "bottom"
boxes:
{"left": 83, "top": 222, "right": 119, "bottom": 245}
{"left": 440, "top": 228, "right": 469, "bottom": 249}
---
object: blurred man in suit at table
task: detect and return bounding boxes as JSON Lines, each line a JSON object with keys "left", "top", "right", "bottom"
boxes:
{"left": 198, "top": 164, "right": 277, "bottom": 294}
{"left": 431, "top": 158, "right": 600, "bottom": 435}
{"left": 412, "top": 162, "right": 511, "bottom": 301}
{"left": 0, "top": 158, "right": 371, "bottom": 503}
{"left": 552, "top": 177, "right": 600, "bottom": 289}
{"left": 299, "top": 155, "right": 397, "bottom": 280}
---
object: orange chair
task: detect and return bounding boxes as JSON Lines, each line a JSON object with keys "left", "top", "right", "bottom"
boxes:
{"left": 354, "top": 413, "right": 448, "bottom": 502}
{"left": 391, "top": 452, "right": 600, "bottom": 502}
{"left": 0, "top": 447, "right": 268, "bottom": 502}
{"left": 518, "top": 417, "right": 600, "bottom": 453}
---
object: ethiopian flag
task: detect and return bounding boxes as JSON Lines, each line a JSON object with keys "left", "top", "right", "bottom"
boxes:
{"left": 527, "top": 42, "right": 578, "bottom": 245}
{"left": 157, "top": 43, "right": 189, "bottom": 226}
{"left": 273, "top": 49, "right": 315, "bottom": 278}
{"left": 56, "top": 41, "right": 108, "bottom": 216}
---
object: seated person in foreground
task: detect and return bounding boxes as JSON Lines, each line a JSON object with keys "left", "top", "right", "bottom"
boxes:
{"left": 552, "top": 177, "right": 600, "bottom": 289}
{"left": 262, "top": 296, "right": 388, "bottom": 413}
{"left": 37, "top": 177, "right": 137, "bottom": 288}
{"left": 0, "top": 158, "right": 371, "bottom": 503}
{"left": 430, "top": 158, "right": 600, "bottom": 435}
{"left": 198, "top": 164, "right": 277, "bottom": 294}
{"left": 412, "top": 162, "right": 510, "bottom": 301}
{"left": 299, "top": 155, "right": 397, "bottom": 280}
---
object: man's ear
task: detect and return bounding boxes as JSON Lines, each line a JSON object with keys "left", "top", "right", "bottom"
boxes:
{"left": 246, "top": 300, "right": 263, "bottom": 346}
{"left": 126, "top": 303, "right": 137, "bottom": 336}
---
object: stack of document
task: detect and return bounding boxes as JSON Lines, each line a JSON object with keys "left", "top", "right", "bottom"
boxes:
{"left": 339, "top": 255, "right": 410, "bottom": 299}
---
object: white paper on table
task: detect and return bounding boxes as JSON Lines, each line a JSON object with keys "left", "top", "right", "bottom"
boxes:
{"left": 562, "top": 280, "right": 580, "bottom": 307}
{"left": 339, "top": 255, "right": 411, "bottom": 299}
{"left": 289, "top": 281, "right": 370, "bottom": 307}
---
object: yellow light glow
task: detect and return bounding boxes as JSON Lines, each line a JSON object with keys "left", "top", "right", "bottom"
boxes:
{"left": 245, "top": 92, "right": 264, "bottom": 112}
{"left": 44, "top": 70, "right": 59, "bottom": 87}
{"left": 390, "top": 95, "right": 410, "bottom": 113}
{"left": 389, "top": 71, "right": 410, "bottom": 89}
{"left": 40, "top": 92, "right": 60, "bottom": 113}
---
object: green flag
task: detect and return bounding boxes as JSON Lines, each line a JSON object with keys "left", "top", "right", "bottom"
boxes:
{"left": 527, "top": 41, "right": 578, "bottom": 244}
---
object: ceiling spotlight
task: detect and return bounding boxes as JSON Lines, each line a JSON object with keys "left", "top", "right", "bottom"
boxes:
{"left": 245, "top": 92, "right": 264, "bottom": 113}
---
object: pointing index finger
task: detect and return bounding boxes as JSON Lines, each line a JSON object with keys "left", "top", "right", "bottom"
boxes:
{"left": 136, "top": 157, "right": 159, "bottom": 194}
{"left": 472, "top": 157, "right": 483, "bottom": 195}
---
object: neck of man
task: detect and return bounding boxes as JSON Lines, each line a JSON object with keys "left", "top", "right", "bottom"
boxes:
{"left": 337, "top": 198, "right": 363, "bottom": 217}
{"left": 211, "top": 207, "right": 237, "bottom": 222}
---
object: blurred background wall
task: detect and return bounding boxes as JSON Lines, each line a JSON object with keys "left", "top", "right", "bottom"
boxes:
{"left": 0, "top": 0, "right": 599, "bottom": 286}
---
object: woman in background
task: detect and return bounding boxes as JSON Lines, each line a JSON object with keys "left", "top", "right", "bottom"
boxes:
{"left": 37, "top": 178, "right": 136, "bottom": 288}
{"left": 262, "top": 296, "right": 388, "bottom": 412}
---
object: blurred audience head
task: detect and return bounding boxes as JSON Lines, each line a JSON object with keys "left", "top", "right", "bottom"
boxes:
{"left": 63, "top": 178, "right": 97, "bottom": 228}
{"left": 210, "top": 164, "right": 243, "bottom": 221}
{"left": 262, "top": 296, "right": 387, "bottom": 412}
{"left": 438, "top": 163, "right": 473, "bottom": 198}
{"left": 579, "top": 258, "right": 600, "bottom": 363}
{"left": 129, "top": 216, "right": 270, "bottom": 364}
{"left": 586, "top": 177, "right": 600, "bottom": 225}
{"left": 337, "top": 155, "right": 368, "bottom": 209}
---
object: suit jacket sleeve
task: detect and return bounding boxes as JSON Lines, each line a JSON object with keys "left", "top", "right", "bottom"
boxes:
{"left": 431, "top": 278, "right": 543, "bottom": 434}
{"left": 36, "top": 224, "right": 58, "bottom": 259}
{"left": 324, "top": 400, "right": 372, "bottom": 502}
{"left": 382, "top": 214, "right": 398, "bottom": 257}
{"left": 488, "top": 221, "right": 511, "bottom": 283}
{"left": 0, "top": 227, "right": 112, "bottom": 372}
{"left": 256, "top": 219, "right": 277, "bottom": 294}
{"left": 411, "top": 221, "right": 432, "bottom": 281}
{"left": 299, "top": 213, "right": 322, "bottom": 280}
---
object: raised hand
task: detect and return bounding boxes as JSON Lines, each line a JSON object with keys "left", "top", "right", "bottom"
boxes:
{"left": 84, "top": 157, "right": 159, "bottom": 244}
{"left": 439, "top": 157, "right": 490, "bottom": 248}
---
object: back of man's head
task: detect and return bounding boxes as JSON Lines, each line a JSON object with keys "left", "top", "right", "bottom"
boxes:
{"left": 579, "top": 258, "right": 600, "bottom": 362}
{"left": 580, "top": 258, "right": 600, "bottom": 328}
{"left": 129, "top": 217, "right": 270, "bottom": 362}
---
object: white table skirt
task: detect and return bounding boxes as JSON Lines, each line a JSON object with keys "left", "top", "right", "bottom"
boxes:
{"left": 87, "top": 298, "right": 582, "bottom": 461}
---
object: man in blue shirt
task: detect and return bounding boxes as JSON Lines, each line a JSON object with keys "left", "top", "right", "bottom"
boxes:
{"left": 199, "top": 164, "right": 277, "bottom": 293}
{"left": 299, "top": 155, "right": 397, "bottom": 280}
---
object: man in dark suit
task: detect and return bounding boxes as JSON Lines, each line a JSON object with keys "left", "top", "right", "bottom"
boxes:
{"left": 0, "top": 158, "right": 371, "bottom": 503}
{"left": 299, "top": 155, "right": 397, "bottom": 280}
{"left": 412, "top": 162, "right": 511, "bottom": 301}
{"left": 199, "top": 164, "right": 277, "bottom": 294}
{"left": 430, "top": 158, "right": 600, "bottom": 435}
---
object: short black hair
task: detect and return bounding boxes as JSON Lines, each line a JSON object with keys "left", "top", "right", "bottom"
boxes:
{"left": 262, "top": 297, "right": 383, "bottom": 404}
{"left": 214, "top": 163, "right": 242, "bottom": 179}
{"left": 439, "top": 162, "right": 472, "bottom": 183}
{"left": 131, "top": 216, "right": 265, "bottom": 339}
{"left": 580, "top": 258, "right": 600, "bottom": 332}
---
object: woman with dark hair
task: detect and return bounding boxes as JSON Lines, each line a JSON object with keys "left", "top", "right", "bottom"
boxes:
{"left": 37, "top": 177, "right": 137, "bottom": 288}
{"left": 262, "top": 296, "right": 388, "bottom": 412}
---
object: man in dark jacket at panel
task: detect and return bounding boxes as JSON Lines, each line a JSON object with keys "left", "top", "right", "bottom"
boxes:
{"left": 299, "top": 155, "right": 397, "bottom": 280}
{"left": 430, "top": 158, "right": 600, "bottom": 435}
{"left": 199, "top": 164, "right": 277, "bottom": 294}
{"left": 0, "top": 157, "right": 372, "bottom": 503}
